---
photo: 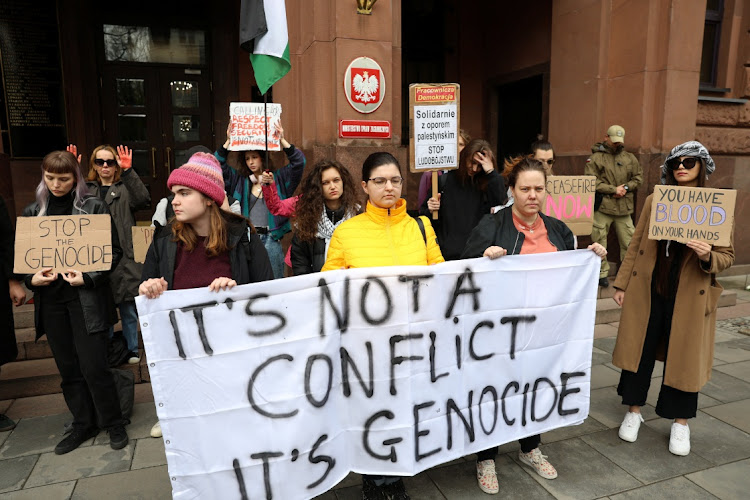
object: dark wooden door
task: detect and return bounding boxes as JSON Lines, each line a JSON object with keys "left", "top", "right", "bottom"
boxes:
{"left": 101, "top": 65, "right": 212, "bottom": 220}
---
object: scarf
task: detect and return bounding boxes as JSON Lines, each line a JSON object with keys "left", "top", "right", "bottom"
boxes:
{"left": 316, "top": 206, "right": 353, "bottom": 261}
{"left": 660, "top": 140, "right": 715, "bottom": 184}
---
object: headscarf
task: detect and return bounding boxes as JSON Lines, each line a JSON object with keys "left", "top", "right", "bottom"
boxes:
{"left": 660, "top": 141, "right": 715, "bottom": 184}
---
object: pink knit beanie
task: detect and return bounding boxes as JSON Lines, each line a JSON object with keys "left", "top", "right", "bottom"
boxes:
{"left": 167, "top": 152, "right": 225, "bottom": 205}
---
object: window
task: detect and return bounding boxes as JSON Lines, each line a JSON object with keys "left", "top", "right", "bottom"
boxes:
{"left": 700, "top": 0, "right": 724, "bottom": 86}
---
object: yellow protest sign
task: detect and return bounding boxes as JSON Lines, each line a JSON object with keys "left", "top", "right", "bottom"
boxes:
{"left": 132, "top": 226, "right": 155, "bottom": 264}
{"left": 544, "top": 176, "right": 596, "bottom": 236}
{"left": 649, "top": 185, "right": 736, "bottom": 246}
{"left": 14, "top": 214, "right": 113, "bottom": 274}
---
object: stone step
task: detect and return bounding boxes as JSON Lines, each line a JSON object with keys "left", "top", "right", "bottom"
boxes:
{"left": 594, "top": 289, "right": 737, "bottom": 324}
{"left": 0, "top": 356, "right": 147, "bottom": 401}
{"left": 12, "top": 303, "right": 35, "bottom": 329}
{"left": 14, "top": 327, "right": 52, "bottom": 361}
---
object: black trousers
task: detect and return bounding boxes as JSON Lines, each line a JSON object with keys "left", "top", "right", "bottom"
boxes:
{"left": 42, "top": 298, "right": 122, "bottom": 430}
{"left": 476, "top": 434, "right": 541, "bottom": 461}
{"left": 617, "top": 292, "right": 698, "bottom": 419}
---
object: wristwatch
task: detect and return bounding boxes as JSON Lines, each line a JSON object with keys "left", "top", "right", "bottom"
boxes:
{"left": 623, "top": 185, "right": 629, "bottom": 192}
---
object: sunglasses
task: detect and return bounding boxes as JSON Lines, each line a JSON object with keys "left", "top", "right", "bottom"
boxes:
{"left": 539, "top": 158, "right": 555, "bottom": 166}
{"left": 667, "top": 157, "right": 699, "bottom": 171}
{"left": 94, "top": 158, "right": 118, "bottom": 167}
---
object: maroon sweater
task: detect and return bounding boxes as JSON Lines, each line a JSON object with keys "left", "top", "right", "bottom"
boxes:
{"left": 172, "top": 237, "right": 232, "bottom": 290}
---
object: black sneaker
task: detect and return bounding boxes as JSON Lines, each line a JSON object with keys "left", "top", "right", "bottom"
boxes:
{"left": 362, "top": 478, "right": 387, "bottom": 500}
{"left": 598, "top": 277, "right": 609, "bottom": 288}
{"left": 0, "top": 414, "right": 16, "bottom": 432}
{"left": 383, "top": 479, "right": 410, "bottom": 500}
{"left": 108, "top": 425, "right": 129, "bottom": 450}
{"left": 54, "top": 427, "right": 99, "bottom": 455}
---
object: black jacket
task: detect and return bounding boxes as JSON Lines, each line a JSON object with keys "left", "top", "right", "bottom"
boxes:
{"left": 141, "top": 218, "right": 274, "bottom": 287}
{"left": 290, "top": 234, "right": 326, "bottom": 275}
{"left": 461, "top": 207, "right": 575, "bottom": 258}
{"left": 420, "top": 169, "right": 507, "bottom": 260}
{"left": 1, "top": 196, "right": 18, "bottom": 364}
{"left": 22, "top": 197, "right": 123, "bottom": 340}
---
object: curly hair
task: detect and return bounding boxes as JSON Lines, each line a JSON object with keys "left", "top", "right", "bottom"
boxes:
{"left": 225, "top": 150, "right": 274, "bottom": 177}
{"left": 292, "top": 160, "right": 359, "bottom": 242}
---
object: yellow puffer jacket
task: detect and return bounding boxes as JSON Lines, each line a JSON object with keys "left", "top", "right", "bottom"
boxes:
{"left": 322, "top": 199, "right": 444, "bottom": 270}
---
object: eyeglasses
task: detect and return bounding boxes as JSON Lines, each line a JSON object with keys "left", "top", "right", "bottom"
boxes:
{"left": 368, "top": 176, "right": 403, "bottom": 187}
{"left": 94, "top": 159, "right": 118, "bottom": 167}
{"left": 667, "top": 157, "right": 699, "bottom": 171}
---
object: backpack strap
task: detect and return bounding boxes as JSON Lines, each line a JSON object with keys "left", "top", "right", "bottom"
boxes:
{"left": 414, "top": 216, "right": 426, "bottom": 244}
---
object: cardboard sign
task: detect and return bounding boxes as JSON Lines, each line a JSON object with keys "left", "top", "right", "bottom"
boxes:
{"left": 649, "top": 185, "right": 736, "bottom": 246}
{"left": 136, "top": 251, "right": 600, "bottom": 499}
{"left": 228, "top": 102, "right": 283, "bottom": 151}
{"left": 14, "top": 214, "right": 113, "bottom": 274}
{"left": 544, "top": 175, "right": 596, "bottom": 235}
{"left": 132, "top": 226, "right": 155, "bottom": 264}
{"left": 409, "top": 83, "right": 460, "bottom": 173}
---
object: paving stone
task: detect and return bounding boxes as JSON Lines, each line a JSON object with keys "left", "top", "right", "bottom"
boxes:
{"left": 588, "top": 386, "right": 657, "bottom": 428}
{"left": 713, "top": 360, "right": 750, "bottom": 382}
{"left": 0, "top": 480, "right": 75, "bottom": 500}
{"left": 646, "top": 377, "right": 721, "bottom": 410}
{"left": 0, "top": 455, "right": 37, "bottom": 493}
{"left": 541, "top": 416, "right": 608, "bottom": 444}
{"left": 714, "top": 329, "right": 744, "bottom": 343}
{"left": 595, "top": 324, "right": 619, "bottom": 339}
{"left": 699, "top": 369, "right": 750, "bottom": 403}
{"left": 25, "top": 442, "right": 134, "bottom": 488}
{"left": 3, "top": 394, "right": 68, "bottom": 420}
{"left": 594, "top": 338, "right": 616, "bottom": 354}
{"left": 608, "top": 476, "right": 718, "bottom": 499}
{"left": 0, "top": 401, "right": 10, "bottom": 414}
{"left": 702, "top": 398, "right": 750, "bottom": 433}
{"left": 591, "top": 365, "right": 621, "bottom": 390}
{"left": 427, "top": 454, "right": 553, "bottom": 499}
{"left": 591, "top": 347, "right": 611, "bottom": 366}
{"left": 712, "top": 341, "right": 750, "bottom": 363}
{"left": 511, "top": 437, "right": 640, "bottom": 499}
{"left": 645, "top": 411, "right": 750, "bottom": 465}
{"left": 580, "top": 426, "right": 712, "bottom": 484}
{"left": 0, "top": 413, "right": 84, "bottom": 459}
{"left": 685, "top": 458, "right": 750, "bottom": 499}
{"left": 0, "top": 432, "right": 7, "bottom": 450}
{"left": 131, "top": 437, "right": 166, "bottom": 470}
{"left": 71, "top": 464, "right": 171, "bottom": 500}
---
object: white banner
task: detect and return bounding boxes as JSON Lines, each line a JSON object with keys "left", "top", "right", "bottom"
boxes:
{"left": 136, "top": 251, "right": 600, "bottom": 500}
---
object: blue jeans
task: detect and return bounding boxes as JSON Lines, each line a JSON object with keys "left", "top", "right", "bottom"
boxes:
{"left": 109, "top": 301, "right": 139, "bottom": 353}
{"left": 260, "top": 234, "right": 285, "bottom": 279}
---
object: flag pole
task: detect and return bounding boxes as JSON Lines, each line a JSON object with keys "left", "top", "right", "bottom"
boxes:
{"left": 264, "top": 90, "right": 269, "bottom": 172}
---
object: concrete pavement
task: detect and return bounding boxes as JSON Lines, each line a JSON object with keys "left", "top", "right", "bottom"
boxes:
{"left": 1, "top": 277, "right": 749, "bottom": 499}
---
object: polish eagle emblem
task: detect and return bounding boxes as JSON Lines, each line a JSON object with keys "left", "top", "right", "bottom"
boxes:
{"left": 352, "top": 69, "right": 380, "bottom": 104}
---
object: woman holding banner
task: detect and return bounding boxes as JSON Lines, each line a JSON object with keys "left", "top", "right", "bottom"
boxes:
{"left": 216, "top": 121, "right": 306, "bottom": 279}
{"left": 612, "top": 141, "right": 734, "bottom": 456}
{"left": 322, "top": 152, "right": 444, "bottom": 500}
{"left": 461, "top": 156, "right": 607, "bottom": 494}
{"left": 78, "top": 144, "right": 150, "bottom": 364}
{"left": 138, "top": 152, "right": 273, "bottom": 438}
{"left": 421, "top": 139, "right": 507, "bottom": 260}
{"left": 21, "top": 150, "right": 127, "bottom": 455}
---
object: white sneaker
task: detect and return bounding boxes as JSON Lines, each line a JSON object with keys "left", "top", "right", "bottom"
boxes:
{"left": 150, "top": 422, "right": 162, "bottom": 438}
{"left": 618, "top": 411, "right": 644, "bottom": 442}
{"left": 127, "top": 352, "right": 140, "bottom": 364}
{"left": 669, "top": 423, "right": 690, "bottom": 456}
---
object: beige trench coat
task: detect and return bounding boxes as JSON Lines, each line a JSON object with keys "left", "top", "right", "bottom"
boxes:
{"left": 612, "top": 194, "right": 734, "bottom": 392}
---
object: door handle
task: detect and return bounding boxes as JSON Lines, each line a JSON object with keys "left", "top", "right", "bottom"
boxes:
{"left": 165, "top": 147, "right": 172, "bottom": 174}
{"left": 150, "top": 147, "right": 157, "bottom": 178}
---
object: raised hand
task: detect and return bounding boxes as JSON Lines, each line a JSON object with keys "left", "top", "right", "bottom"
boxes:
{"left": 260, "top": 171, "right": 274, "bottom": 185}
{"left": 66, "top": 144, "right": 82, "bottom": 164}
{"left": 116, "top": 145, "right": 132, "bottom": 169}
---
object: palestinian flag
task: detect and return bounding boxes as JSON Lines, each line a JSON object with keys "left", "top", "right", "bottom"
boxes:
{"left": 240, "top": 0, "right": 291, "bottom": 95}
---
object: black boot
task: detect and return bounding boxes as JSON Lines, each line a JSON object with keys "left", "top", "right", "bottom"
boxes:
{"left": 54, "top": 427, "right": 99, "bottom": 455}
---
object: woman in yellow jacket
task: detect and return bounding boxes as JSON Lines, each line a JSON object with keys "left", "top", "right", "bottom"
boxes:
{"left": 322, "top": 152, "right": 444, "bottom": 499}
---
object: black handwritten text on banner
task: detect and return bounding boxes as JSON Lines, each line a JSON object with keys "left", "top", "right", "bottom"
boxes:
{"left": 135, "top": 252, "right": 599, "bottom": 500}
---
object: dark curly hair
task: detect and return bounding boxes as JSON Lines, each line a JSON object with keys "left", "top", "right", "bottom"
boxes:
{"left": 292, "top": 160, "right": 359, "bottom": 242}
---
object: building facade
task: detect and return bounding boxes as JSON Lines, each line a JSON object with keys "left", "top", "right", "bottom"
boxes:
{"left": 1, "top": 0, "right": 747, "bottom": 265}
